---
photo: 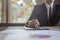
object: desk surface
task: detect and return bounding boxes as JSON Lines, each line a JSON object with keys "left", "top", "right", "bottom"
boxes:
{"left": 0, "top": 27, "right": 60, "bottom": 40}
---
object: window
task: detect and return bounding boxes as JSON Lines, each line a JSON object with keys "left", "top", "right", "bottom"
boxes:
{"left": 0, "top": 0, "right": 2, "bottom": 23}
{"left": 9, "top": 0, "right": 36, "bottom": 23}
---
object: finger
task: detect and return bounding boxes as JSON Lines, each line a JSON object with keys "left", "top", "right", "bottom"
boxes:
{"left": 35, "top": 19, "right": 40, "bottom": 25}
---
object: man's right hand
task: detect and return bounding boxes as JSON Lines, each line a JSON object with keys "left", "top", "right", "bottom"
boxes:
{"left": 25, "top": 19, "right": 40, "bottom": 28}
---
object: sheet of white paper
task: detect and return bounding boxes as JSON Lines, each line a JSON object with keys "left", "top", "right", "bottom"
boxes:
{"left": 0, "top": 28, "right": 60, "bottom": 40}
{"left": 3, "top": 30, "right": 60, "bottom": 40}
{"left": 1, "top": 26, "right": 60, "bottom": 40}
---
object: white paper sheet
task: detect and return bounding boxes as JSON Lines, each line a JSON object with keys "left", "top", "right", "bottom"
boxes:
{"left": 1, "top": 29, "right": 60, "bottom": 40}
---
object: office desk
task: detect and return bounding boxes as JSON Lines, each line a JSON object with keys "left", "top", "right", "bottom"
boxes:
{"left": 0, "top": 26, "right": 60, "bottom": 40}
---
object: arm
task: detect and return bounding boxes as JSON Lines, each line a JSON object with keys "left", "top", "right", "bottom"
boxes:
{"left": 29, "top": 5, "right": 40, "bottom": 20}
{"left": 25, "top": 5, "right": 40, "bottom": 28}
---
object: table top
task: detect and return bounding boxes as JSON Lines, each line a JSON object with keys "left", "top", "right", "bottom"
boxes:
{"left": 0, "top": 27, "right": 60, "bottom": 40}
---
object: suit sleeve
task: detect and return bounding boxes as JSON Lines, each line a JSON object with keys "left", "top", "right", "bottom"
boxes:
{"left": 28, "top": 5, "right": 39, "bottom": 20}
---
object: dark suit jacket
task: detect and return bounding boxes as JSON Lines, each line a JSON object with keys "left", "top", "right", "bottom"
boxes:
{"left": 29, "top": 3, "right": 60, "bottom": 26}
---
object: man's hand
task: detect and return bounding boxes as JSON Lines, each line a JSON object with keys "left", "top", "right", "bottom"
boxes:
{"left": 25, "top": 19, "right": 40, "bottom": 28}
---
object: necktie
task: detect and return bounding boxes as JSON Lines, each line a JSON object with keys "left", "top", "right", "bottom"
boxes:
{"left": 48, "top": 7, "right": 52, "bottom": 25}
{"left": 49, "top": 7, "right": 52, "bottom": 19}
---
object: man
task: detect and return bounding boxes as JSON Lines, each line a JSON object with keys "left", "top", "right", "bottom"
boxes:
{"left": 26, "top": 0, "right": 60, "bottom": 28}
